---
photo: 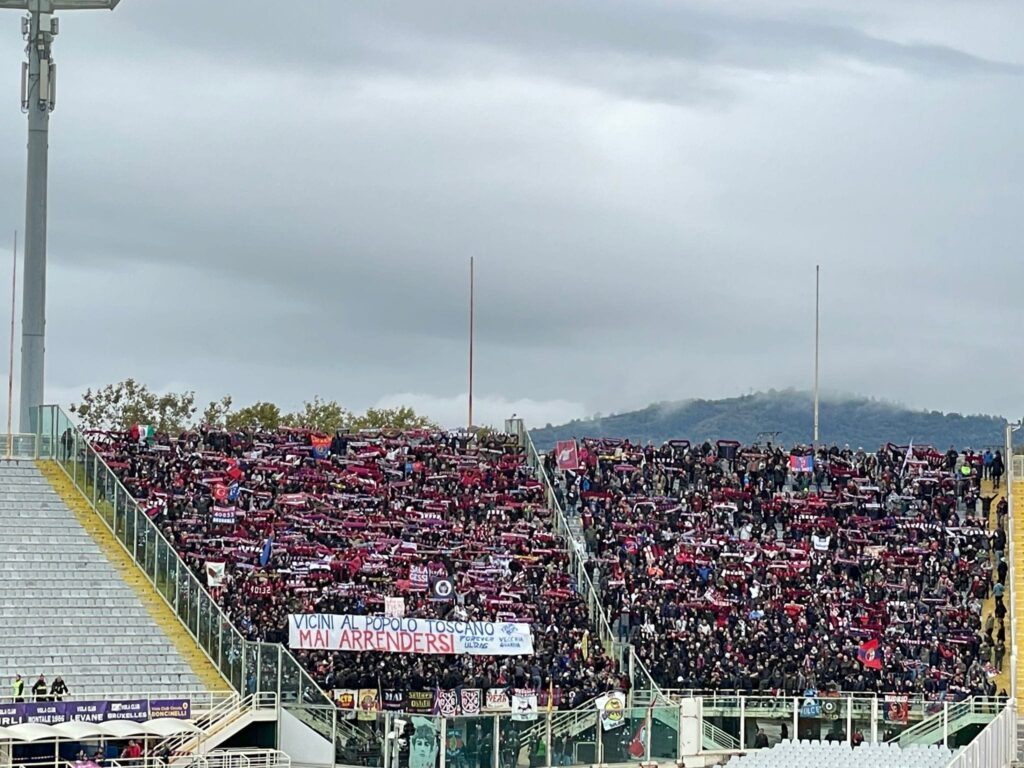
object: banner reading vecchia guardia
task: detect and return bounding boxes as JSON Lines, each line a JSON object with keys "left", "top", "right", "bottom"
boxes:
{"left": 289, "top": 614, "right": 534, "bottom": 656}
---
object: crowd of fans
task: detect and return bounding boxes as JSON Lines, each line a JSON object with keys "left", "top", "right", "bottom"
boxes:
{"left": 548, "top": 439, "right": 1007, "bottom": 698}
{"left": 88, "top": 425, "right": 1008, "bottom": 705}
{"left": 88, "top": 427, "right": 617, "bottom": 704}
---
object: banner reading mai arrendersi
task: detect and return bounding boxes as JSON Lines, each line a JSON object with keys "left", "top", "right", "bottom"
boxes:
{"left": 289, "top": 614, "right": 534, "bottom": 656}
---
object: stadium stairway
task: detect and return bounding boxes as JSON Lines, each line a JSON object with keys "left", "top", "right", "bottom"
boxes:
{"left": 0, "top": 459, "right": 222, "bottom": 696}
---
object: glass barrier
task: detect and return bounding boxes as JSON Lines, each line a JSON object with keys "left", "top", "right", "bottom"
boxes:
{"left": 741, "top": 696, "right": 794, "bottom": 748}
{"left": 36, "top": 404, "right": 339, "bottom": 749}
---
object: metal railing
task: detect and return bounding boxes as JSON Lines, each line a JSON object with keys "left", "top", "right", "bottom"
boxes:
{"left": 35, "top": 405, "right": 349, "bottom": 750}
{"left": 0, "top": 431, "right": 38, "bottom": 459}
{"left": 945, "top": 698, "right": 1016, "bottom": 768}
{"left": 109, "top": 749, "right": 290, "bottom": 768}
{"left": 702, "top": 719, "right": 739, "bottom": 751}
{"left": 520, "top": 430, "right": 641, "bottom": 678}
{"left": 162, "top": 693, "right": 277, "bottom": 756}
{"left": 0, "top": 690, "right": 236, "bottom": 710}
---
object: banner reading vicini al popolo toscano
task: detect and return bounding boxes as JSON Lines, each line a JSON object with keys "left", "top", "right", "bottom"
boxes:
{"left": 289, "top": 614, "right": 534, "bottom": 655}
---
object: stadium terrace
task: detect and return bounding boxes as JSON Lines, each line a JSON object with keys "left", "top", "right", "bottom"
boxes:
{"left": 85, "top": 427, "right": 1007, "bottom": 706}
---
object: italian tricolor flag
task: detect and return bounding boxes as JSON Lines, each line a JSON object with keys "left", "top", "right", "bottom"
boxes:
{"left": 132, "top": 424, "right": 155, "bottom": 443}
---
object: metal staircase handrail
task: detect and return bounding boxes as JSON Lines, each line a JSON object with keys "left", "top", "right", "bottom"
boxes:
{"left": 521, "top": 430, "right": 639, "bottom": 679}
{"left": 702, "top": 719, "right": 740, "bottom": 751}
{"left": 37, "top": 405, "right": 348, "bottom": 748}
{"left": 886, "top": 697, "right": 977, "bottom": 746}
{"left": 162, "top": 693, "right": 278, "bottom": 756}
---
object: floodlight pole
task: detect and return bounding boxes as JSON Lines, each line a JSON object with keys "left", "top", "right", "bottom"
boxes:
{"left": 2, "top": 0, "right": 120, "bottom": 433}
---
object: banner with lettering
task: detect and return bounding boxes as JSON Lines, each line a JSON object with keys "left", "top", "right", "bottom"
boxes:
{"left": 289, "top": 614, "right": 534, "bottom": 656}
{"left": 331, "top": 689, "right": 357, "bottom": 721}
{"left": 884, "top": 694, "right": 909, "bottom": 724}
{"left": 0, "top": 698, "right": 190, "bottom": 726}
{"left": 407, "top": 690, "right": 435, "bottom": 714}
{"left": 382, "top": 690, "right": 407, "bottom": 712}
{"left": 484, "top": 689, "right": 511, "bottom": 712}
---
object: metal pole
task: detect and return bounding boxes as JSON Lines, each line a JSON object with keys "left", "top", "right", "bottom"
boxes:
{"left": 468, "top": 256, "right": 474, "bottom": 431}
{"left": 6, "top": 231, "right": 15, "bottom": 457}
{"left": 18, "top": 1, "right": 53, "bottom": 434}
{"left": 813, "top": 264, "right": 820, "bottom": 448}
{"left": 4, "top": 0, "right": 122, "bottom": 432}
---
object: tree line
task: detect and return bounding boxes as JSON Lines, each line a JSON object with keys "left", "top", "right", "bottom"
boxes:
{"left": 70, "top": 379, "right": 439, "bottom": 435}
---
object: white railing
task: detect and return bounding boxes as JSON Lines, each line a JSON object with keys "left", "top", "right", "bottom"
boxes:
{"left": 946, "top": 698, "right": 1016, "bottom": 768}
{"left": 0, "top": 690, "right": 236, "bottom": 711}
{"left": 109, "top": 749, "right": 290, "bottom": 768}
{"left": 161, "top": 693, "right": 277, "bottom": 757}
{"left": 39, "top": 404, "right": 351, "bottom": 749}
{"left": 0, "top": 432, "right": 38, "bottom": 459}
{"left": 197, "top": 749, "right": 291, "bottom": 768}
{"left": 520, "top": 431, "right": 628, "bottom": 664}
{"left": 702, "top": 719, "right": 740, "bottom": 751}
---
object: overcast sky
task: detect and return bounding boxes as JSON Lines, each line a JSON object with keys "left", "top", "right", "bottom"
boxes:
{"left": 0, "top": 0, "right": 1021, "bottom": 429}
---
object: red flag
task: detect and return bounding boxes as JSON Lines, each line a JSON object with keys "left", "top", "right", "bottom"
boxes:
{"left": 555, "top": 440, "right": 579, "bottom": 470}
{"left": 857, "top": 639, "right": 882, "bottom": 670}
{"left": 212, "top": 484, "right": 228, "bottom": 503}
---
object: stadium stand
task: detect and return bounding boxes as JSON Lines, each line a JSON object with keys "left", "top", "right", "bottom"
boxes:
{"left": 724, "top": 740, "right": 954, "bottom": 768}
{"left": 551, "top": 438, "right": 1004, "bottom": 699}
{"left": 0, "top": 461, "right": 213, "bottom": 696}
{"left": 85, "top": 427, "right": 617, "bottom": 703}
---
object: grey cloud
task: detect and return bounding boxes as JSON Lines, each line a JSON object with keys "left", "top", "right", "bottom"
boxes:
{"left": 0, "top": 1, "right": 1021, "bottom": 429}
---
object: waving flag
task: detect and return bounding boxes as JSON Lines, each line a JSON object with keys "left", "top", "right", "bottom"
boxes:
{"left": 311, "top": 435, "right": 331, "bottom": 459}
{"left": 900, "top": 440, "right": 914, "bottom": 476}
{"left": 857, "top": 639, "right": 882, "bottom": 670}
{"left": 556, "top": 440, "right": 579, "bottom": 470}
{"left": 789, "top": 455, "right": 814, "bottom": 473}
{"left": 259, "top": 535, "right": 274, "bottom": 568}
{"left": 227, "top": 482, "right": 240, "bottom": 503}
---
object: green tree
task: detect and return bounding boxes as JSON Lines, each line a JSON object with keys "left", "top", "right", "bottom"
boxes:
{"left": 349, "top": 406, "right": 439, "bottom": 431}
{"left": 201, "top": 395, "right": 233, "bottom": 428}
{"left": 225, "top": 401, "right": 283, "bottom": 432}
{"left": 71, "top": 379, "right": 196, "bottom": 434}
{"left": 281, "top": 396, "right": 350, "bottom": 434}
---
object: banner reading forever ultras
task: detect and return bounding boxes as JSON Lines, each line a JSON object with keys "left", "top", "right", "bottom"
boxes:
{"left": 289, "top": 614, "right": 534, "bottom": 656}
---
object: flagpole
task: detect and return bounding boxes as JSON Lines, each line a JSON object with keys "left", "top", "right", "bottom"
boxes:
{"left": 813, "top": 264, "right": 820, "bottom": 449}
{"left": 468, "top": 256, "right": 474, "bottom": 431}
{"left": 6, "top": 231, "right": 16, "bottom": 459}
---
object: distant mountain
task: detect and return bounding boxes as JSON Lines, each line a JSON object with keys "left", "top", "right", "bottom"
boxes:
{"left": 529, "top": 391, "right": 1006, "bottom": 451}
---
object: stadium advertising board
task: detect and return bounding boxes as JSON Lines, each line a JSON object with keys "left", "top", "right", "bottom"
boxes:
{"left": 0, "top": 698, "right": 190, "bottom": 726}
{"left": 289, "top": 614, "right": 534, "bottom": 655}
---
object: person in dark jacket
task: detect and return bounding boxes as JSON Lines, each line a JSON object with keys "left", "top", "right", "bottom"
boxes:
{"left": 50, "top": 676, "right": 68, "bottom": 701}
{"left": 31, "top": 675, "right": 48, "bottom": 701}
{"left": 753, "top": 729, "right": 769, "bottom": 748}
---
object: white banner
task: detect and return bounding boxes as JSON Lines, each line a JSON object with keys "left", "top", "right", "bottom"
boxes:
{"left": 596, "top": 692, "right": 627, "bottom": 731}
{"left": 384, "top": 597, "right": 406, "bottom": 617}
{"left": 511, "top": 690, "right": 538, "bottom": 722}
{"left": 205, "top": 562, "right": 226, "bottom": 588}
{"left": 289, "top": 614, "right": 534, "bottom": 656}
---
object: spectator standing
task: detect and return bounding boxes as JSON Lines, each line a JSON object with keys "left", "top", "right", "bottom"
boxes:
{"left": 31, "top": 675, "right": 48, "bottom": 701}
{"left": 50, "top": 676, "right": 68, "bottom": 701}
{"left": 11, "top": 674, "right": 24, "bottom": 702}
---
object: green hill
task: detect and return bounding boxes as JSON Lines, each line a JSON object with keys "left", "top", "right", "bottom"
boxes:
{"left": 529, "top": 391, "right": 1006, "bottom": 451}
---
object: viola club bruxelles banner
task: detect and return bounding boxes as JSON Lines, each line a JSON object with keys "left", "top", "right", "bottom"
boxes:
{"left": 290, "top": 614, "right": 534, "bottom": 655}
{"left": 0, "top": 698, "right": 190, "bottom": 726}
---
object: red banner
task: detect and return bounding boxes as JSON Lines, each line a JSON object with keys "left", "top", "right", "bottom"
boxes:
{"left": 556, "top": 440, "right": 579, "bottom": 470}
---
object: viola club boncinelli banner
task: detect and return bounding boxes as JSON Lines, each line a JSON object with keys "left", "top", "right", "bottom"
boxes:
{"left": 289, "top": 614, "right": 534, "bottom": 655}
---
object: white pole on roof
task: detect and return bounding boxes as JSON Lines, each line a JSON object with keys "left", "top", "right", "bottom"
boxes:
{"left": 6, "top": 230, "right": 15, "bottom": 458}
{"left": 468, "top": 255, "right": 474, "bottom": 432}
{"left": 813, "top": 264, "right": 820, "bottom": 449}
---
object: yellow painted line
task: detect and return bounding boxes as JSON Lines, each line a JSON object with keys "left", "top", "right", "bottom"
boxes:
{"left": 37, "top": 460, "right": 225, "bottom": 691}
